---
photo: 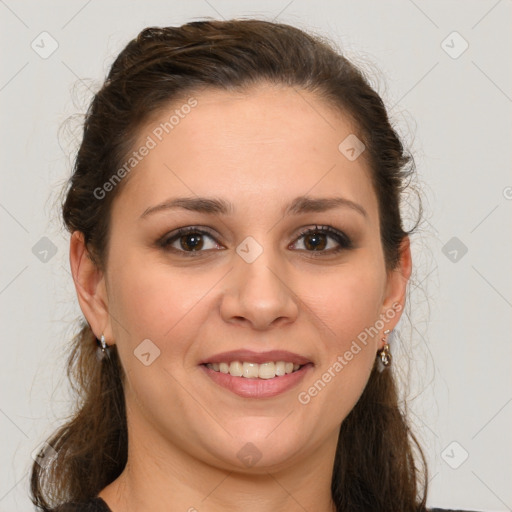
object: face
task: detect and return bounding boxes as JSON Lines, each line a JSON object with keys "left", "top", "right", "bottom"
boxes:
{"left": 73, "top": 83, "right": 410, "bottom": 473}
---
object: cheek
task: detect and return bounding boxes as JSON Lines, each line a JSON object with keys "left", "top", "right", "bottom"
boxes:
{"left": 306, "top": 259, "right": 385, "bottom": 345}
{"left": 296, "top": 260, "right": 384, "bottom": 413}
{"left": 106, "top": 254, "right": 212, "bottom": 422}
{"left": 106, "top": 248, "right": 214, "bottom": 358}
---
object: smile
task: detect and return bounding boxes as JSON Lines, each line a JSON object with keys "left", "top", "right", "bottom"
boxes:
{"left": 200, "top": 362, "right": 314, "bottom": 399}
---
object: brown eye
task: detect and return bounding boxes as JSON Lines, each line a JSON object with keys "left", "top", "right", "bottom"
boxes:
{"left": 302, "top": 231, "right": 328, "bottom": 251}
{"left": 177, "top": 232, "right": 205, "bottom": 251}
{"left": 292, "top": 226, "right": 352, "bottom": 254}
{"left": 159, "top": 227, "right": 222, "bottom": 256}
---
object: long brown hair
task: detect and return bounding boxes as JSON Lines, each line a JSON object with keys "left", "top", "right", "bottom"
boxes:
{"left": 31, "top": 18, "right": 427, "bottom": 511}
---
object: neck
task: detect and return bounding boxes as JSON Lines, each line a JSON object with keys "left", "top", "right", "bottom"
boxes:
{"left": 99, "top": 409, "right": 338, "bottom": 512}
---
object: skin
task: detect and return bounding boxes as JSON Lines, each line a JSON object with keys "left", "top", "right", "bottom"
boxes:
{"left": 70, "top": 83, "right": 411, "bottom": 512}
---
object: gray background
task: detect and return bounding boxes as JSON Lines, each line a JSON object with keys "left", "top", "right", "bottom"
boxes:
{"left": 1, "top": 1, "right": 511, "bottom": 511}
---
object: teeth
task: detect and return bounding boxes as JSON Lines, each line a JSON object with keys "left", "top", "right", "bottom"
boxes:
{"left": 243, "top": 362, "right": 259, "bottom": 378}
{"left": 205, "top": 361, "right": 304, "bottom": 379}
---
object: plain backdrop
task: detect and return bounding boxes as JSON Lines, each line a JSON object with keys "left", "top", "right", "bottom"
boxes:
{"left": 1, "top": 1, "right": 511, "bottom": 511}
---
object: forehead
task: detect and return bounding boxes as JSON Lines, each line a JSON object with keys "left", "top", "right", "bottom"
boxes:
{"left": 112, "top": 84, "right": 377, "bottom": 222}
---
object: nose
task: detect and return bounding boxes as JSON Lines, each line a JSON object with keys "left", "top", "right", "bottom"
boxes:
{"left": 219, "top": 244, "right": 299, "bottom": 331}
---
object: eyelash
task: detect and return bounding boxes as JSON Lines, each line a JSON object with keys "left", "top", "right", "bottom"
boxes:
{"left": 158, "top": 225, "right": 353, "bottom": 258}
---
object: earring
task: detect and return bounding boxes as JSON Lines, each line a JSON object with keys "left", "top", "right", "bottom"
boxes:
{"left": 377, "top": 329, "right": 392, "bottom": 368}
{"left": 96, "top": 334, "right": 110, "bottom": 361}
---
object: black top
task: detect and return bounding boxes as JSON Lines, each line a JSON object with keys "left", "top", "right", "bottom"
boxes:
{"left": 53, "top": 497, "right": 479, "bottom": 512}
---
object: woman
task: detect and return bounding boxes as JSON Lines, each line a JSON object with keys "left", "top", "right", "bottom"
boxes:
{"left": 30, "top": 18, "right": 470, "bottom": 512}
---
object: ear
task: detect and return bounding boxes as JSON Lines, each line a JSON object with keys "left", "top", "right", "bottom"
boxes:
{"left": 69, "top": 231, "right": 113, "bottom": 343}
{"left": 380, "top": 236, "right": 412, "bottom": 340}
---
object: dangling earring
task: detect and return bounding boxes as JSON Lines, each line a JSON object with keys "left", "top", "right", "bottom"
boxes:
{"left": 96, "top": 334, "right": 110, "bottom": 361}
{"left": 377, "top": 329, "right": 392, "bottom": 368}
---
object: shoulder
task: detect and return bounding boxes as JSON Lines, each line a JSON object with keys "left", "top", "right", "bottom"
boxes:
{"left": 52, "top": 497, "right": 112, "bottom": 512}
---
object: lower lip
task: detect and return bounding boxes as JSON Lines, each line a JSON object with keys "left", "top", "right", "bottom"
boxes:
{"left": 200, "top": 363, "right": 314, "bottom": 399}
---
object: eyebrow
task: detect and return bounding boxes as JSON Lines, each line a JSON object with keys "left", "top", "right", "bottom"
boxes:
{"left": 139, "top": 195, "right": 368, "bottom": 220}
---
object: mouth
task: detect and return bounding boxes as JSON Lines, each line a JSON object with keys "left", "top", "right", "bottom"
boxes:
{"left": 203, "top": 360, "right": 305, "bottom": 379}
{"left": 199, "top": 359, "right": 314, "bottom": 399}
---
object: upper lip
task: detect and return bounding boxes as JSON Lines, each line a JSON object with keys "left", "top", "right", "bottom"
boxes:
{"left": 199, "top": 349, "right": 312, "bottom": 366}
